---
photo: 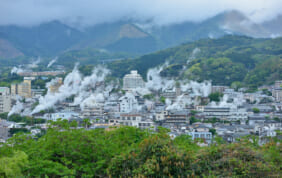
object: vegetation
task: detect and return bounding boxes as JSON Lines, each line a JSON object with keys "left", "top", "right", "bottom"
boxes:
{"left": 253, "top": 108, "right": 260, "bottom": 113}
{"left": 209, "top": 92, "right": 223, "bottom": 102}
{"left": 0, "top": 113, "right": 46, "bottom": 125}
{"left": 107, "top": 35, "right": 282, "bottom": 87}
{"left": 0, "top": 121, "right": 280, "bottom": 177}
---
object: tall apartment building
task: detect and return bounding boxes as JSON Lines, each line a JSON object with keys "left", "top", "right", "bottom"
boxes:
{"left": 123, "top": 70, "right": 145, "bottom": 90}
{"left": 11, "top": 78, "right": 32, "bottom": 98}
{"left": 0, "top": 87, "right": 11, "bottom": 113}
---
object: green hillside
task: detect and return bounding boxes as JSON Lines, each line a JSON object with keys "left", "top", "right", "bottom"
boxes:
{"left": 108, "top": 35, "right": 282, "bottom": 87}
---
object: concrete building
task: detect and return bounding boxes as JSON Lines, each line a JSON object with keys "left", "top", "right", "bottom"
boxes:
{"left": 187, "top": 131, "right": 212, "bottom": 144}
{"left": 11, "top": 78, "right": 32, "bottom": 98}
{"left": 0, "top": 87, "right": 11, "bottom": 113}
{"left": 119, "top": 113, "right": 155, "bottom": 130}
{"left": 272, "top": 88, "right": 282, "bottom": 102}
{"left": 0, "top": 119, "right": 10, "bottom": 140}
{"left": 274, "top": 80, "right": 282, "bottom": 88}
{"left": 164, "top": 110, "right": 189, "bottom": 125}
{"left": 123, "top": 70, "right": 145, "bottom": 90}
{"left": 203, "top": 107, "right": 248, "bottom": 122}
{"left": 44, "top": 112, "right": 80, "bottom": 121}
{"left": 82, "top": 104, "right": 104, "bottom": 118}
{"left": 18, "top": 71, "right": 65, "bottom": 77}
{"left": 155, "top": 111, "right": 168, "bottom": 121}
{"left": 119, "top": 92, "right": 139, "bottom": 113}
{"left": 212, "top": 86, "right": 229, "bottom": 93}
{"left": 48, "top": 77, "right": 63, "bottom": 93}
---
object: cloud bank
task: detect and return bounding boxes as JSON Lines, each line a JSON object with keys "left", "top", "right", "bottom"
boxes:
{"left": 0, "top": 0, "right": 281, "bottom": 27}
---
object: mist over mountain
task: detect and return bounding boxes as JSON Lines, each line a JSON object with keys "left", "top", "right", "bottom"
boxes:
{"left": 0, "top": 9, "right": 281, "bottom": 58}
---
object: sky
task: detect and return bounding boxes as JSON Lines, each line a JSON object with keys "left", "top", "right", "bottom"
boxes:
{"left": 0, "top": 0, "right": 281, "bottom": 27}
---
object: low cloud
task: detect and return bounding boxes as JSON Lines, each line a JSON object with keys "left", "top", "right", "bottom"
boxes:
{"left": 0, "top": 0, "right": 281, "bottom": 27}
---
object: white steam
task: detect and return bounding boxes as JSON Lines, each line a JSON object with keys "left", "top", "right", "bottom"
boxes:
{"left": 31, "top": 64, "right": 111, "bottom": 114}
{"left": 47, "top": 57, "right": 58, "bottom": 68}
{"left": 11, "top": 66, "right": 25, "bottom": 74}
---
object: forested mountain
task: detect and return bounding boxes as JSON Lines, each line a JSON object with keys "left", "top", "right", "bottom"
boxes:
{"left": 108, "top": 35, "right": 282, "bottom": 88}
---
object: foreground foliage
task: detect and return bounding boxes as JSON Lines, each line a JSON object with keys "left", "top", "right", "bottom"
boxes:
{"left": 0, "top": 121, "right": 281, "bottom": 177}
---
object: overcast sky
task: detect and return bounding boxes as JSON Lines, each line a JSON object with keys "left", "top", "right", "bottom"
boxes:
{"left": 0, "top": 0, "right": 281, "bottom": 27}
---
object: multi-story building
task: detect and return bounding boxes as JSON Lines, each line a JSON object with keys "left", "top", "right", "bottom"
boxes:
{"left": 82, "top": 104, "right": 104, "bottom": 118}
{"left": 164, "top": 111, "right": 189, "bottom": 125}
{"left": 118, "top": 113, "right": 155, "bottom": 130}
{"left": 212, "top": 86, "right": 229, "bottom": 93}
{"left": 203, "top": 107, "right": 248, "bottom": 122}
{"left": 123, "top": 70, "right": 145, "bottom": 90}
{"left": 272, "top": 88, "right": 282, "bottom": 102}
{"left": 274, "top": 80, "right": 282, "bottom": 88}
{"left": 11, "top": 78, "right": 32, "bottom": 98}
{"left": 0, "top": 87, "right": 11, "bottom": 113}
{"left": 48, "top": 78, "right": 63, "bottom": 93}
{"left": 119, "top": 92, "right": 139, "bottom": 113}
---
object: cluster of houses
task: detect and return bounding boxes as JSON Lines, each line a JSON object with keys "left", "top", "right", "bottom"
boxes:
{"left": 0, "top": 70, "right": 281, "bottom": 145}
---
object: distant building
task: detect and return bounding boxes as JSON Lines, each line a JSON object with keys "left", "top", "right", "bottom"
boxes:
{"left": 274, "top": 80, "right": 282, "bottom": 88}
{"left": 0, "top": 119, "right": 10, "bottom": 140}
{"left": 203, "top": 107, "right": 248, "bottom": 122}
{"left": 123, "top": 70, "right": 145, "bottom": 90}
{"left": 119, "top": 92, "right": 139, "bottom": 113}
{"left": 164, "top": 110, "right": 189, "bottom": 125}
{"left": 44, "top": 112, "right": 79, "bottom": 121}
{"left": 272, "top": 88, "right": 282, "bottom": 102}
{"left": 48, "top": 78, "right": 63, "bottom": 93}
{"left": 18, "top": 71, "right": 65, "bottom": 77}
{"left": 0, "top": 87, "right": 11, "bottom": 113}
{"left": 11, "top": 78, "right": 32, "bottom": 98}
{"left": 212, "top": 86, "right": 229, "bottom": 93}
{"left": 82, "top": 104, "right": 104, "bottom": 118}
{"left": 119, "top": 113, "right": 155, "bottom": 130}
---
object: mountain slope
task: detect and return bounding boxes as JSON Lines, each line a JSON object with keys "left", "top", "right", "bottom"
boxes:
{"left": 107, "top": 35, "right": 282, "bottom": 87}
{"left": 0, "top": 38, "right": 23, "bottom": 58}
{"left": 0, "top": 10, "right": 280, "bottom": 58}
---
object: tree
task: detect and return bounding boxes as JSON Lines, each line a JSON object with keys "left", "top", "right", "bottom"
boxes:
{"left": 0, "top": 151, "right": 28, "bottom": 177}
{"left": 252, "top": 108, "right": 260, "bottom": 113}
{"left": 209, "top": 128, "right": 216, "bottom": 136}
{"left": 83, "top": 118, "right": 91, "bottom": 128}
{"left": 208, "top": 92, "right": 223, "bottom": 102}
{"left": 231, "top": 81, "right": 243, "bottom": 91}
{"left": 160, "top": 96, "right": 166, "bottom": 104}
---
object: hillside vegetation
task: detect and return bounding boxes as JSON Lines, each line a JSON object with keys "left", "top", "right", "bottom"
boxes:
{"left": 0, "top": 121, "right": 281, "bottom": 177}
{"left": 108, "top": 35, "right": 282, "bottom": 87}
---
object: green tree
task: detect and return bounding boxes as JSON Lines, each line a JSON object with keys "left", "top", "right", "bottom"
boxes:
{"left": 208, "top": 92, "right": 223, "bottom": 102}
{"left": 0, "top": 151, "right": 28, "bottom": 177}
{"left": 253, "top": 108, "right": 260, "bottom": 113}
{"left": 160, "top": 96, "right": 166, "bottom": 104}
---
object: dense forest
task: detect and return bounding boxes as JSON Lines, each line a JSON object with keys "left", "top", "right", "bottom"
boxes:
{"left": 0, "top": 120, "right": 281, "bottom": 177}
{"left": 108, "top": 35, "right": 282, "bottom": 87}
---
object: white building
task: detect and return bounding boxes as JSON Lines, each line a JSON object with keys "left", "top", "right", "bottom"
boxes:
{"left": 119, "top": 113, "right": 155, "bottom": 130}
{"left": 0, "top": 87, "right": 11, "bottom": 113}
{"left": 44, "top": 112, "right": 79, "bottom": 121}
{"left": 119, "top": 92, "right": 139, "bottom": 113}
{"left": 203, "top": 107, "right": 248, "bottom": 122}
{"left": 123, "top": 70, "right": 145, "bottom": 90}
